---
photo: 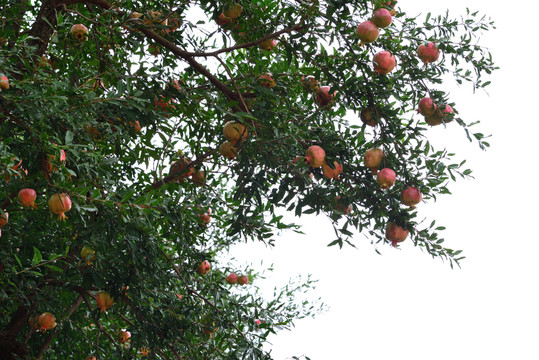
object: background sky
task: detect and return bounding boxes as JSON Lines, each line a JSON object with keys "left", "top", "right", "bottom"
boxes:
{"left": 228, "top": 1, "right": 539, "bottom": 359}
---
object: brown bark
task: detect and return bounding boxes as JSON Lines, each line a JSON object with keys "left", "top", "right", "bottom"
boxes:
{"left": 0, "top": 305, "right": 30, "bottom": 360}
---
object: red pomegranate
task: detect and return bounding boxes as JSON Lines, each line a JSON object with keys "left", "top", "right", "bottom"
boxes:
{"left": 198, "top": 208, "right": 211, "bottom": 224}
{"left": 48, "top": 193, "right": 72, "bottom": 221}
{"left": 322, "top": 160, "right": 343, "bottom": 179}
{"left": 315, "top": 86, "right": 335, "bottom": 108}
{"left": 360, "top": 107, "right": 380, "bottom": 127}
{"left": 197, "top": 260, "right": 211, "bottom": 275}
{"left": 169, "top": 157, "right": 194, "bottom": 181}
{"left": 305, "top": 145, "right": 326, "bottom": 168}
{"left": 0, "top": 210, "right": 8, "bottom": 228}
{"left": 373, "top": 51, "right": 396, "bottom": 74}
{"left": 18, "top": 188, "right": 37, "bottom": 209}
{"left": 425, "top": 104, "right": 453, "bottom": 126}
{"left": 376, "top": 168, "right": 396, "bottom": 189}
{"left": 364, "top": 148, "right": 384, "bottom": 174}
{"left": 417, "top": 97, "right": 437, "bottom": 116}
{"left": 257, "top": 73, "right": 276, "bottom": 88}
{"left": 259, "top": 38, "right": 277, "bottom": 51}
{"left": 237, "top": 275, "right": 249, "bottom": 285}
{"left": 38, "top": 312, "right": 56, "bottom": 331}
{"left": 401, "top": 187, "right": 422, "bottom": 208}
{"left": 96, "top": 291, "right": 114, "bottom": 313}
{"left": 417, "top": 42, "right": 440, "bottom": 65}
{"left": 226, "top": 273, "right": 238, "bottom": 284}
{"left": 118, "top": 330, "right": 131, "bottom": 343}
{"left": 385, "top": 222, "right": 409, "bottom": 247}
{"left": 356, "top": 21, "right": 379, "bottom": 46}
{"left": 371, "top": 8, "right": 392, "bottom": 28}
{"left": 439, "top": 104, "right": 454, "bottom": 121}
{"left": 0, "top": 75, "right": 9, "bottom": 90}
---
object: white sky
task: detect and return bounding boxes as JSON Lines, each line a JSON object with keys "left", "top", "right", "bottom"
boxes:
{"left": 227, "top": 1, "right": 539, "bottom": 359}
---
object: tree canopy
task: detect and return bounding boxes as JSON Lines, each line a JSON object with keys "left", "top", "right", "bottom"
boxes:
{"left": 0, "top": 0, "right": 495, "bottom": 359}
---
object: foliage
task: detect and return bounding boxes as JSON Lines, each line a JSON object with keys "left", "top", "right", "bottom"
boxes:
{"left": 0, "top": 0, "right": 495, "bottom": 359}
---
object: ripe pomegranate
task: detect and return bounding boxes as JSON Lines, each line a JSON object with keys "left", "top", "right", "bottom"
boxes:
{"left": 96, "top": 291, "right": 114, "bottom": 313}
{"left": 363, "top": 148, "right": 384, "bottom": 174}
{"left": 322, "top": 161, "right": 343, "bottom": 180}
{"left": 169, "top": 157, "right": 194, "bottom": 181}
{"left": 224, "top": 3, "right": 243, "bottom": 19}
{"left": 197, "top": 260, "right": 211, "bottom": 275}
{"left": 70, "top": 24, "right": 89, "bottom": 42}
{"left": 86, "top": 356, "right": 97, "bottom": 360}
{"left": 385, "top": 222, "right": 409, "bottom": 247}
{"left": 417, "top": 97, "right": 437, "bottom": 116}
{"left": 237, "top": 275, "right": 249, "bottom": 285}
{"left": 356, "top": 20, "right": 379, "bottom": 46}
{"left": 305, "top": 145, "right": 326, "bottom": 168}
{"left": 376, "top": 168, "right": 396, "bottom": 189}
{"left": 371, "top": 8, "right": 392, "bottom": 28}
{"left": 258, "top": 73, "right": 276, "bottom": 88}
{"left": 0, "top": 75, "right": 9, "bottom": 90}
{"left": 315, "top": 86, "right": 335, "bottom": 108}
{"left": 192, "top": 170, "right": 206, "bottom": 186}
{"left": 18, "top": 188, "right": 37, "bottom": 209}
{"left": 301, "top": 75, "right": 319, "bottom": 91}
{"left": 38, "top": 312, "right": 56, "bottom": 331}
{"left": 198, "top": 208, "right": 211, "bottom": 224}
{"left": 373, "top": 51, "right": 396, "bottom": 74}
{"left": 48, "top": 193, "right": 72, "bottom": 221}
{"left": 216, "top": 13, "right": 232, "bottom": 27}
{"left": 360, "top": 107, "right": 380, "bottom": 126}
{"left": 259, "top": 39, "right": 278, "bottom": 51}
{"left": 439, "top": 104, "right": 454, "bottom": 122}
{"left": 401, "top": 187, "right": 422, "bottom": 208}
{"left": 424, "top": 105, "right": 453, "bottom": 126}
{"left": 0, "top": 210, "right": 8, "bottom": 228}
{"left": 417, "top": 42, "right": 440, "bottom": 65}
{"left": 223, "top": 121, "right": 248, "bottom": 144}
{"left": 226, "top": 273, "right": 238, "bottom": 284}
{"left": 118, "top": 330, "right": 131, "bottom": 343}
{"left": 80, "top": 245, "right": 96, "bottom": 264}
{"left": 219, "top": 141, "right": 238, "bottom": 160}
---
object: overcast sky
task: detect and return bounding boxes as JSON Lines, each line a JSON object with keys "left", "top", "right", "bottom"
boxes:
{"left": 227, "top": 1, "right": 539, "bottom": 359}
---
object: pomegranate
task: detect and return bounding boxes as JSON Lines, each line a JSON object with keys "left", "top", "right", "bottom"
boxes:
{"left": 439, "top": 104, "right": 454, "bottom": 122}
{"left": 385, "top": 222, "right": 409, "bottom": 247}
{"left": 0, "top": 75, "right": 9, "bottom": 90}
{"left": 363, "top": 148, "right": 384, "bottom": 174}
{"left": 376, "top": 168, "right": 396, "bottom": 189}
{"left": 118, "top": 330, "right": 131, "bottom": 343}
{"left": 154, "top": 96, "right": 176, "bottom": 116}
{"left": 42, "top": 148, "right": 67, "bottom": 176}
{"left": 80, "top": 245, "right": 96, "bottom": 264}
{"left": 226, "top": 273, "right": 238, "bottom": 284}
{"left": 140, "top": 347, "right": 150, "bottom": 356}
{"left": 301, "top": 75, "right": 319, "bottom": 91}
{"left": 223, "top": 3, "right": 243, "bottom": 19}
{"left": 401, "top": 187, "right": 422, "bottom": 208}
{"left": 38, "top": 312, "right": 56, "bottom": 331}
{"left": 334, "top": 196, "right": 352, "bottom": 215}
{"left": 169, "top": 157, "right": 194, "bottom": 181}
{"left": 254, "top": 319, "right": 262, "bottom": 326}
{"left": 305, "top": 145, "right": 326, "bottom": 168}
{"left": 0, "top": 210, "right": 8, "bottom": 228}
{"left": 223, "top": 121, "right": 248, "bottom": 144}
{"left": 417, "top": 42, "right": 440, "bottom": 65}
{"left": 192, "top": 170, "right": 206, "bottom": 186}
{"left": 257, "top": 73, "right": 276, "bottom": 88}
{"left": 417, "top": 97, "right": 437, "bottom": 116}
{"left": 18, "top": 188, "right": 37, "bottom": 209}
{"left": 356, "top": 21, "right": 379, "bottom": 46}
{"left": 237, "top": 275, "right": 249, "bottom": 285}
{"left": 373, "top": 51, "right": 396, "bottom": 74}
{"left": 360, "top": 107, "right": 380, "bottom": 127}
{"left": 371, "top": 8, "right": 392, "bottom": 28}
{"left": 198, "top": 208, "right": 211, "bottom": 224}
{"left": 70, "top": 24, "right": 89, "bottom": 42}
{"left": 48, "top": 193, "right": 72, "bottom": 221}
{"left": 86, "top": 357, "right": 97, "bottom": 360}
{"left": 315, "top": 86, "right": 335, "bottom": 108}
{"left": 129, "top": 120, "right": 141, "bottom": 133}
{"left": 197, "top": 260, "right": 211, "bottom": 275}
{"left": 259, "top": 39, "right": 278, "bottom": 51}
{"left": 219, "top": 141, "right": 238, "bottom": 160}
{"left": 322, "top": 160, "right": 343, "bottom": 179}
{"left": 424, "top": 105, "right": 453, "bottom": 126}
{"left": 96, "top": 291, "right": 114, "bottom": 313}
{"left": 216, "top": 13, "right": 232, "bottom": 27}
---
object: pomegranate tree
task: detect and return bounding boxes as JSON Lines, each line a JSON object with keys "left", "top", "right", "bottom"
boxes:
{"left": 373, "top": 51, "right": 396, "bottom": 74}
{"left": 48, "top": 193, "right": 72, "bottom": 221}
{"left": 401, "top": 187, "right": 423, "bottom": 208}
{"left": 356, "top": 20, "right": 379, "bottom": 46}
{"left": 385, "top": 222, "right": 409, "bottom": 247}
{"left": 305, "top": 145, "right": 326, "bottom": 168}
{"left": 376, "top": 168, "right": 396, "bottom": 189}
